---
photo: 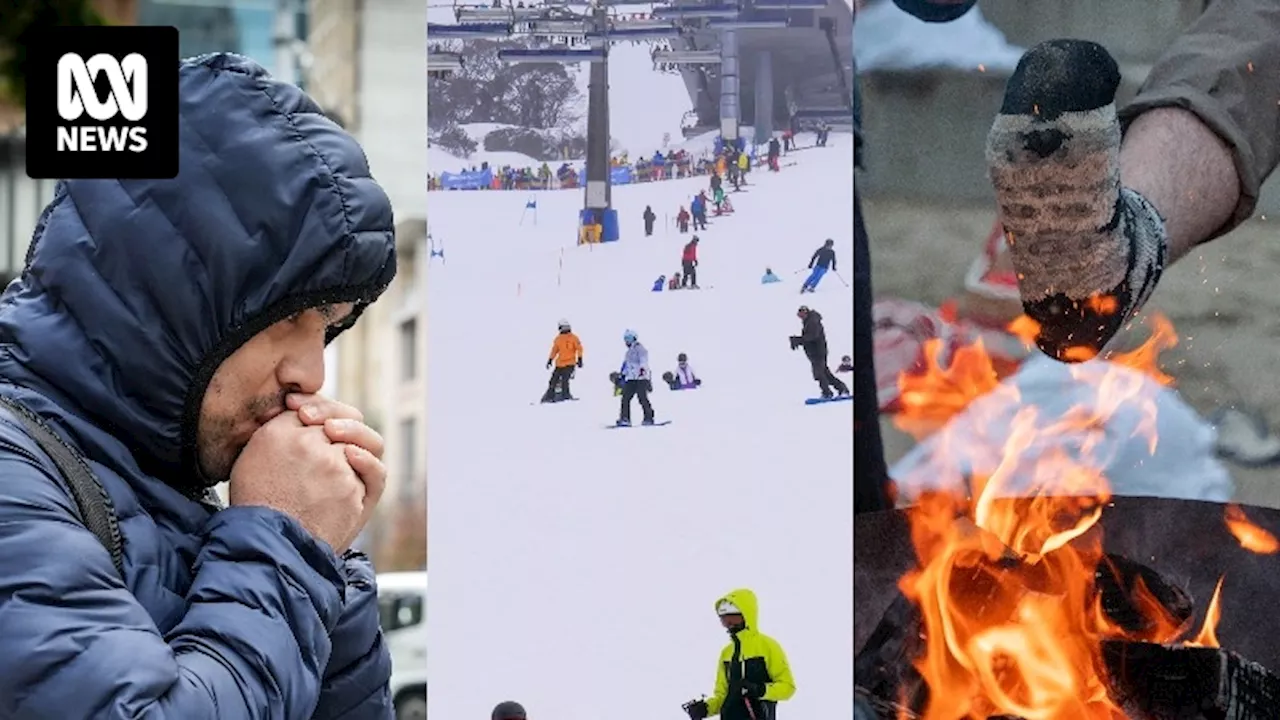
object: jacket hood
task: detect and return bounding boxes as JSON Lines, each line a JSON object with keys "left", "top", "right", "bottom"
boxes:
{"left": 0, "top": 53, "right": 396, "bottom": 488}
{"left": 715, "top": 588, "right": 760, "bottom": 631}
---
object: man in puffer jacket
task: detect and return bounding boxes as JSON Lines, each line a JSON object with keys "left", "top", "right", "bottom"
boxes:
{"left": 0, "top": 54, "right": 396, "bottom": 719}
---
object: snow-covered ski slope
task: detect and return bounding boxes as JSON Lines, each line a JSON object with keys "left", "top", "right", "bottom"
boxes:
{"left": 426, "top": 139, "right": 854, "bottom": 720}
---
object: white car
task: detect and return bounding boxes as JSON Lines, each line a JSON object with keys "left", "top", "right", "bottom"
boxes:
{"left": 378, "top": 571, "right": 427, "bottom": 720}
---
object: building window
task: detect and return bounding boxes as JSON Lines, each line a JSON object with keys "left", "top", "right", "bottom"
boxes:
{"left": 399, "top": 318, "right": 418, "bottom": 381}
{"left": 399, "top": 417, "right": 418, "bottom": 498}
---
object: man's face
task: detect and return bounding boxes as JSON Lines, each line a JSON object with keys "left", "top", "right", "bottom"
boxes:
{"left": 196, "top": 303, "right": 355, "bottom": 481}
{"left": 720, "top": 613, "right": 745, "bottom": 630}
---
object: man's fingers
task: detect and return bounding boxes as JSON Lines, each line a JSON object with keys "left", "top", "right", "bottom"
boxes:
{"left": 288, "top": 393, "right": 365, "bottom": 424}
{"left": 324, "top": 418, "right": 385, "bottom": 458}
{"left": 345, "top": 445, "right": 386, "bottom": 506}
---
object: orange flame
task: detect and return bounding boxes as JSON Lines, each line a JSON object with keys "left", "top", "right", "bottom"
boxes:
{"left": 1184, "top": 576, "right": 1225, "bottom": 649}
{"left": 1224, "top": 504, "right": 1279, "bottom": 554}
{"left": 891, "top": 313, "right": 1219, "bottom": 719}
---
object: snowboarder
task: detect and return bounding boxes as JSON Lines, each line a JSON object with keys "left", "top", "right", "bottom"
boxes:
{"left": 767, "top": 137, "right": 781, "bottom": 171}
{"left": 542, "top": 319, "right": 583, "bottom": 402}
{"left": 617, "top": 329, "right": 655, "bottom": 425}
{"left": 677, "top": 206, "right": 691, "bottom": 233}
{"left": 790, "top": 306, "right": 849, "bottom": 399}
{"left": 761, "top": 268, "right": 781, "bottom": 284}
{"left": 801, "top": 239, "right": 836, "bottom": 293}
{"left": 492, "top": 700, "right": 527, "bottom": 720}
{"left": 643, "top": 205, "right": 657, "bottom": 236}
{"left": 663, "top": 353, "right": 701, "bottom": 390}
{"left": 653, "top": 275, "right": 666, "bottom": 292}
{"left": 682, "top": 589, "right": 796, "bottom": 720}
{"left": 681, "top": 237, "right": 700, "bottom": 289}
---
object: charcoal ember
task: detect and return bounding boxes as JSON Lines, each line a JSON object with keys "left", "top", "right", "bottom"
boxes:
{"left": 1102, "top": 641, "right": 1280, "bottom": 719}
{"left": 1094, "top": 553, "right": 1195, "bottom": 636}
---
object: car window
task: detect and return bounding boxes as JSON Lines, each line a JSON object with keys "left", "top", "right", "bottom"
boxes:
{"left": 378, "top": 591, "right": 424, "bottom": 632}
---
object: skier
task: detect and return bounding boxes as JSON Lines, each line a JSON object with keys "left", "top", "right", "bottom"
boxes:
{"left": 643, "top": 205, "right": 657, "bottom": 236}
{"left": 682, "top": 589, "right": 796, "bottom": 720}
{"left": 761, "top": 268, "right": 781, "bottom": 284}
{"left": 737, "top": 150, "right": 750, "bottom": 184}
{"left": 677, "top": 206, "right": 691, "bottom": 233}
{"left": 767, "top": 137, "right": 781, "bottom": 171}
{"left": 691, "top": 192, "right": 709, "bottom": 231}
{"left": 790, "top": 305, "right": 849, "bottom": 399}
{"left": 617, "top": 329, "right": 655, "bottom": 426}
{"left": 542, "top": 319, "right": 583, "bottom": 402}
{"left": 682, "top": 237, "right": 700, "bottom": 289}
{"left": 801, "top": 239, "right": 836, "bottom": 294}
{"left": 710, "top": 172, "right": 723, "bottom": 196}
{"left": 663, "top": 352, "right": 701, "bottom": 390}
{"left": 492, "top": 700, "right": 527, "bottom": 720}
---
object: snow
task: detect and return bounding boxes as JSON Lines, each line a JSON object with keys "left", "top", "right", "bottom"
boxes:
{"left": 426, "top": 141, "right": 854, "bottom": 719}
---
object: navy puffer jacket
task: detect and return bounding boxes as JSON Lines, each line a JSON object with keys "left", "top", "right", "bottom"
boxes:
{"left": 0, "top": 54, "right": 397, "bottom": 719}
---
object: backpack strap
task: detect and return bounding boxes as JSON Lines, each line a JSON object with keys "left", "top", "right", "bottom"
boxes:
{"left": 0, "top": 396, "right": 125, "bottom": 578}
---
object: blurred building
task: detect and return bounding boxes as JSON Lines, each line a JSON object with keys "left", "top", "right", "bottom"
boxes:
{"left": 308, "top": 0, "right": 427, "bottom": 564}
{"left": 0, "top": 0, "right": 309, "bottom": 285}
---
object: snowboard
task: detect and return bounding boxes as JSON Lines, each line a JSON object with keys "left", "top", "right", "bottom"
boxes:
{"left": 805, "top": 395, "right": 852, "bottom": 406}
{"left": 604, "top": 420, "right": 673, "bottom": 429}
{"left": 532, "top": 397, "right": 580, "bottom": 406}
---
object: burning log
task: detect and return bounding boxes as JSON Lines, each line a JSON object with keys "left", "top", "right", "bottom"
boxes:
{"left": 855, "top": 592, "right": 926, "bottom": 711}
{"left": 855, "top": 553, "right": 1199, "bottom": 718}
{"left": 1102, "top": 641, "right": 1280, "bottom": 719}
{"left": 1094, "top": 553, "right": 1194, "bottom": 638}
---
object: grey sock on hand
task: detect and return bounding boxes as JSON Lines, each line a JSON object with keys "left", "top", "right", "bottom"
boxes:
{"left": 986, "top": 40, "right": 1168, "bottom": 361}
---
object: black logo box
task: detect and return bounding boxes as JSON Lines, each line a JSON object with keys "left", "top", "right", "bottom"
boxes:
{"left": 26, "top": 26, "right": 179, "bottom": 180}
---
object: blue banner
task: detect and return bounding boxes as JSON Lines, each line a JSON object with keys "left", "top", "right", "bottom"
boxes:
{"left": 573, "top": 166, "right": 633, "bottom": 185}
{"left": 440, "top": 168, "right": 493, "bottom": 190}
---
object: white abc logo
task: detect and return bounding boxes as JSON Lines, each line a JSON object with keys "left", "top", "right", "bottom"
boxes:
{"left": 57, "top": 52, "right": 148, "bottom": 122}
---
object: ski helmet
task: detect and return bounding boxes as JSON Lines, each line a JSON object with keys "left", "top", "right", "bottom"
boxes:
{"left": 557, "top": 318, "right": 571, "bottom": 331}
{"left": 623, "top": 329, "right": 637, "bottom": 343}
{"left": 678, "top": 352, "right": 688, "bottom": 362}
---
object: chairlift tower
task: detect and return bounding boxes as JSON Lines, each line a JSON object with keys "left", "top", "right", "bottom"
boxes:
{"left": 430, "top": 1, "right": 684, "bottom": 242}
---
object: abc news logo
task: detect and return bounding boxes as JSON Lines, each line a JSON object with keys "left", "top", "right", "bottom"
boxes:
{"left": 26, "top": 26, "right": 178, "bottom": 180}
{"left": 56, "top": 52, "right": 150, "bottom": 153}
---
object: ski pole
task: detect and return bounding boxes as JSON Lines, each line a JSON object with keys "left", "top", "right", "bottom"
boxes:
{"left": 834, "top": 270, "right": 850, "bottom": 287}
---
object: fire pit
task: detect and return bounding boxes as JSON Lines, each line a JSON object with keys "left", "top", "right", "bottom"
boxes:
{"left": 854, "top": 497, "right": 1280, "bottom": 719}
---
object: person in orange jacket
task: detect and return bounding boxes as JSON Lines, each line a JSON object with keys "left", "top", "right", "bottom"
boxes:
{"left": 542, "top": 319, "right": 584, "bottom": 403}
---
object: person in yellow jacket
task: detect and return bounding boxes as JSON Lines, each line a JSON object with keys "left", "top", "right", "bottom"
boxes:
{"left": 542, "top": 319, "right": 583, "bottom": 403}
{"left": 683, "top": 588, "right": 795, "bottom": 720}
